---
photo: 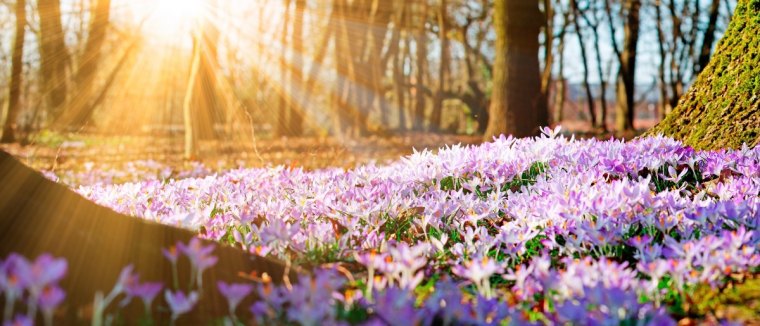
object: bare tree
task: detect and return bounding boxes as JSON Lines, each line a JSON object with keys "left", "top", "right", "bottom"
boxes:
{"left": 1, "top": 0, "right": 25, "bottom": 143}
{"left": 275, "top": 0, "right": 292, "bottom": 137}
{"left": 552, "top": 3, "right": 570, "bottom": 124}
{"left": 570, "top": 0, "right": 597, "bottom": 128}
{"left": 38, "top": 0, "right": 70, "bottom": 117}
{"left": 575, "top": 0, "right": 609, "bottom": 130}
{"left": 696, "top": 0, "right": 721, "bottom": 74}
{"left": 63, "top": 0, "right": 112, "bottom": 129}
{"left": 413, "top": 1, "right": 428, "bottom": 131}
{"left": 484, "top": 0, "right": 545, "bottom": 140}
{"left": 605, "top": 0, "right": 641, "bottom": 132}
{"left": 430, "top": 0, "right": 449, "bottom": 132}
{"left": 288, "top": 0, "right": 306, "bottom": 136}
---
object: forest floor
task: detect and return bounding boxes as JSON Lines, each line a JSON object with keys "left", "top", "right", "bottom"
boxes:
{"left": 0, "top": 120, "right": 651, "bottom": 175}
{"left": 0, "top": 132, "right": 482, "bottom": 173}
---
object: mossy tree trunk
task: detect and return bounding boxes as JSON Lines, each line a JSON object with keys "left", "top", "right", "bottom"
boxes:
{"left": 646, "top": 0, "right": 760, "bottom": 150}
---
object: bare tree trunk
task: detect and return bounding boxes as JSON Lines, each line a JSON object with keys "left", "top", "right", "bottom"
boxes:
{"left": 570, "top": 0, "right": 597, "bottom": 128}
{"left": 430, "top": 0, "right": 448, "bottom": 132}
{"left": 1, "top": 0, "right": 26, "bottom": 143}
{"left": 184, "top": 31, "right": 203, "bottom": 160}
{"left": 655, "top": 0, "right": 670, "bottom": 119}
{"left": 537, "top": 0, "right": 552, "bottom": 129}
{"left": 332, "top": 0, "right": 357, "bottom": 137}
{"left": 275, "top": 0, "right": 292, "bottom": 137}
{"left": 606, "top": 0, "right": 640, "bottom": 132}
{"left": 370, "top": 4, "right": 393, "bottom": 132}
{"left": 666, "top": 0, "right": 684, "bottom": 111}
{"left": 62, "top": 0, "right": 111, "bottom": 129}
{"left": 392, "top": 3, "right": 409, "bottom": 132}
{"left": 38, "top": 0, "right": 70, "bottom": 119}
{"left": 553, "top": 5, "right": 569, "bottom": 124}
{"left": 484, "top": 0, "right": 545, "bottom": 140}
{"left": 193, "top": 0, "right": 223, "bottom": 141}
{"left": 582, "top": 7, "right": 609, "bottom": 130}
{"left": 696, "top": 0, "right": 721, "bottom": 74}
{"left": 288, "top": 0, "right": 306, "bottom": 137}
{"left": 413, "top": 1, "right": 428, "bottom": 131}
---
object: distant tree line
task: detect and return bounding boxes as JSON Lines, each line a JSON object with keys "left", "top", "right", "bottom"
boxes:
{"left": 0, "top": 0, "right": 735, "bottom": 149}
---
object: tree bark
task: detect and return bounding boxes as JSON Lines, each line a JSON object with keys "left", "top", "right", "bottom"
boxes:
{"left": 645, "top": 0, "right": 759, "bottom": 149}
{"left": 392, "top": 2, "right": 409, "bottom": 132}
{"left": 430, "top": 0, "right": 449, "bottom": 132}
{"left": 413, "top": 1, "right": 428, "bottom": 131}
{"left": 1, "top": 0, "right": 26, "bottom": 143}
{"left": 483, "top": 0, "right": 545, "bottom": 140}
{"left": 535, "top": 0, "right": 552, "bottom": 130}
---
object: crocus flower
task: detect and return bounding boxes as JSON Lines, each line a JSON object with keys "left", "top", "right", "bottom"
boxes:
{"left": 178, "top": 238, "right": 217, "bottom": 270}
{"left": 25, "top": 254, "right": 67, "bottom": 290}
{"left": 165, "top": 290, "right": 199, "bottom": 323}
{"left": 38, "top": 285, "right": 65, "bottom": 325}
{"left": 126, "top": 281, "right": 163, "bottom": 312}
{"left": 162, "top": 245, "right": 180, "bottom": 264}
{"left": 11, "top": 254, "right": 67, "bottom": 321}
{"left": 217, "top": 281, "right": 253, "bottom": 314}
{"left": 38, "top": 285, "right": 65, "bottom": 311}
{"left": 1, "top": 254, "right": 30, "bottom": 306}
{"left": 178, "top": 238, "right": 217, "bottom": 289}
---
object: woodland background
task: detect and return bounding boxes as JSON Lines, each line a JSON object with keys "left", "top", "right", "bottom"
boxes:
{"left": 0, "top": 0, "right": 737, "bottom": 161}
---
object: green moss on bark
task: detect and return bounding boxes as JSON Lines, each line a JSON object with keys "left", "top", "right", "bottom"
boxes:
{"left": 646, "top": 0, "right": 760, "bottom": 150}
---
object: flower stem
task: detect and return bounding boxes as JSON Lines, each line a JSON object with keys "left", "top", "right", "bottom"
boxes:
{"left": 171, "top": 263, "right": 179, "bottom": 290}
{"left": 3, "top": 292, "right": 14, "bottom": 323}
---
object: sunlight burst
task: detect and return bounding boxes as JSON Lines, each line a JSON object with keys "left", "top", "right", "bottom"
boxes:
{"left": 143, "top": 0, "right": 206, "bottom": 39}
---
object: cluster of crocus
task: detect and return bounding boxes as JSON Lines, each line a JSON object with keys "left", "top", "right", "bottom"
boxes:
{"left": 43, "top": 127, "right": 759, "bottom": 323}
{"left": 0, "top": 253, "right": 67, "bottom": 326}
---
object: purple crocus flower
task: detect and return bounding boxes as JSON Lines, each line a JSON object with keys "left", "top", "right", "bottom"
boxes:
{"left": 38, "top": 284, "right": 66, "bottom": 324}
{"left": 126, "top": 281, "right": 163, "bottom": 311}
{"left": 115, "top": 264, "right": 138, "bottom": 293}
{"left": 217, "top": 281, "right": 253, "bottom": 313}
{"left": 33, "top": 255, "right": 67, "bottom": 286}
{"left": 17, "top": 254, "right": 67, "bottom": 296}
{"left": 165, "top": 290, "right": 199, "bottom": 323}
{"left": 162, "top": 245, "right": 180, "bottom": 264}
{"left": 178, "top": 237, "right": 218, "bottom": 272}
{"left": 38, "top": 285, "right": 66, "bottom": 310}
{"left": 0, "top": 254, "right": 30, "bottom": 297}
